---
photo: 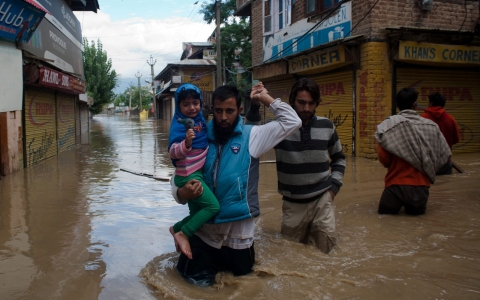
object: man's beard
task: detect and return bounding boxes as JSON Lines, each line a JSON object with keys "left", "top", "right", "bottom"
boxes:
{"left": 213, "top": 116, "right": 239, "bottom": 145}
{"left": 298, "top": 110, "right": 315, "bottom": 123}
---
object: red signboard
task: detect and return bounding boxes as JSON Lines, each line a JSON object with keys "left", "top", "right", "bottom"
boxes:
{"left": 39, "top": 67, "right": 86, "bottom": 94}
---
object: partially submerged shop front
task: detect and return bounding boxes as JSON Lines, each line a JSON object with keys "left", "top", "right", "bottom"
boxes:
{"left": 23, "top": 66, "right": 87, "bottom": 167}
{"left": 394, "top": 41, "right": 480, "bottom": 154}
{"left": 253, "top": 44, "right": 357, "bottom": 156}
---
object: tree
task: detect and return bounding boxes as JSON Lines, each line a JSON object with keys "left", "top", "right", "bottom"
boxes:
{"left": 199, "top": 0, "right": 252, "bottom": 90}
{"left": 83, "top": 38, "right": 118, "bottom": 114}
{"left": 220, "top": 19, "right": 252, "bottom": 91}
{"left": 114, "top": 85, "right": 152, "bottom": 110}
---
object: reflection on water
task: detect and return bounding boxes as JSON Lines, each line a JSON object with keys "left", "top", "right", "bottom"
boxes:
{"left": 1, "top": 115, "right": 480, "bottom": 299}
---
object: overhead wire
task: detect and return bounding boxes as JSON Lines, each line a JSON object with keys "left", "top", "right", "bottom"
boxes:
{"left": 263, "top": 0, "right": 349, "bottom": 64}
{"left": 263, "top": 0, "right": 381, "bottom": 64}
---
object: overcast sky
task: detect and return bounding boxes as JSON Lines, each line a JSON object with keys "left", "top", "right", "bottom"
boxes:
{"left": 74, "top": 0, "right": 216, "bottom": 94}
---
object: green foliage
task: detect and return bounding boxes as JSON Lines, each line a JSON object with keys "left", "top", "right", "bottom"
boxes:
{"left": 199, "top": 0, "right": 252, "bottom": 90}
{"left": 83, "top": 38, "right": 118, "bottom": 114}
{"left": 199, "top": 0, "right": 242, "bottom": 24}
{"left": 220, "top": 19, "right": 252, "bottom": 88}
{"left": 114, "top": 85, "right": 152, "bottom": 110}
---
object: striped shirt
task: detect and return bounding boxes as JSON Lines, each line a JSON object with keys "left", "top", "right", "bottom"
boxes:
{"left": 169, "top": 140, "right": 208, "bottom": 177}
{"left": 275, "top": 116, "right": 346, "bottom": 203}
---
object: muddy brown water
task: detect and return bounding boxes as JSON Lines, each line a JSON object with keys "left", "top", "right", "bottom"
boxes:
{"left": 1, "top": 115, "right": 479, "bottom": 299}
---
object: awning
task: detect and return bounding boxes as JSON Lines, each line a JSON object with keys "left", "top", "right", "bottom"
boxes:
{"left": 156, "top": 81, "right": 172, "bottom": 95}
{"left": 23, "top": 0, "right": 50, "bottom": 14}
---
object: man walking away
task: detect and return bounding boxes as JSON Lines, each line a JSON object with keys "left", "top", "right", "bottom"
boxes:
{"left": 375, "top": 88, "right": 451, "bottom": 215}
{"left": 421, "top": 92, "right": 460, "bottom": 175}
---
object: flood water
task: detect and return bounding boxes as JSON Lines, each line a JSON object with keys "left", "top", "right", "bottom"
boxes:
{"left": 1, "top": 115, "right": 479, "bottom": 300}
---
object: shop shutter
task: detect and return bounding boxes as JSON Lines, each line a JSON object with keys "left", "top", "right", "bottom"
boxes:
{"left": 80, "top": 102, "right": 89, "bottom": 138}
{"left": 262, "top": 78, "right": 296, "bottom": 123}
{"left": 56, "top": 93, "right": 76, "bottom": 152}
{"left": 308, "top": 70, "right": 355, "bottom": 156}
{"left": 396, "top": 68, "right": 480, "bottom": 153}
{"left": 24, "top": 87, "right": 58, "bottom": 167}
{"left": 75, "top": 100, "right": 80, "bottom": 138}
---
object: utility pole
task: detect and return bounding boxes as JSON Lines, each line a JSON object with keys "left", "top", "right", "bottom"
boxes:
{"left": 147, "top": 55, "right": 157, "bottom": 119}
{"left": 215, "top": 0, "right": 222, "bottom": 88}
{"left": 135, "top": 71, "right": 142, "bottom": 112}
{"left": 129, "top": 85, "right": 132, "bottom": 111}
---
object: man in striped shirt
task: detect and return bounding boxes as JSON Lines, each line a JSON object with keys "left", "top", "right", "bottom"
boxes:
{"left": 248, "top": 78, "right": 346, "bottom": 254}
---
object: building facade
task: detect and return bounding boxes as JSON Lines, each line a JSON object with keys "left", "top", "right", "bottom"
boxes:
{"left": 155, "top": 42, "right": 217, "bottom": 120}
{"left": 0, "top": 0, "right": 99, "bottom": 176}
{"left": 237, "top": 0, "right": 480, "bottom": 158}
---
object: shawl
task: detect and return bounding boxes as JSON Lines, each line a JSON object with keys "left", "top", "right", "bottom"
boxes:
{"left": 375, "top": 113, "right": 437, "bottom": 183}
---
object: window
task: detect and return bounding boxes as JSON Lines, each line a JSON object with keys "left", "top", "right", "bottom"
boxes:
{"left": 263, "top": 0, "right": 292, "bottom": 35}
{"left": 307, "top": 0, "right": 341, "bottom": 16}
{"left": 264, "top": 0, "right": 272, "bottom": 34}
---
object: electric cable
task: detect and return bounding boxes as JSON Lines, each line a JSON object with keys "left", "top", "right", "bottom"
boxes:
{"left": 263, "top": 0, "right": 349, "bottom": 64}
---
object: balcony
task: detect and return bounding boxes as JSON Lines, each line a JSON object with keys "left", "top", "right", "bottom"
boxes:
{"left": 235, "top": 0, "right": 252, "bottom": 16}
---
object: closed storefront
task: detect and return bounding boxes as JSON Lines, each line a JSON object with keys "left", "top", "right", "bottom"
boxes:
{"left": 79, "top": 103, "right": 89, "bottom": 135}
{"left": 263, "top": 78, "right": 296, "bottom": 123}
{"left": 396, "top": 67, "right": 480, "bottom": 153}
{"left": 57, "top": 93, "right": 76, "bottom": 152}
{"left": 24, "top": 87, "right": 58, "bottom": 167}
{"left": 307, "top": 69, "right": 355, "bottom": 156}
{"left": 76, "top": 101, "right": 90, "bottom": 144}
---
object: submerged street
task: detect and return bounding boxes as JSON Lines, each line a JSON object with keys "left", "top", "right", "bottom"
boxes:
{"left": 1, "top": 115, "right": 480, "bottom": 299}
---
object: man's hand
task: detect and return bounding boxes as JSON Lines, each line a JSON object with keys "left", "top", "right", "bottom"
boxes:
{"left": 328, "top": 190, "right": 336, "bottom": 200}
{"left": 250, "top": 82, "right": 274, "bottom": 107}
{"left": 177, "top": 179, "right": 203, "bottom": 200}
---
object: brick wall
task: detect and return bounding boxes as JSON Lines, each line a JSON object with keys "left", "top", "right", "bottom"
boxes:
{"left": 356, "top": 42, "right": 392, "bottom": 159}
{"left": 251, "top": 0, "right": 480, "bottom": 65}
{"left": 251, "top": 0, "right": 263, "bottom": 67}
{"left": 352, "top": 0, "right": 480, "bottom": 39}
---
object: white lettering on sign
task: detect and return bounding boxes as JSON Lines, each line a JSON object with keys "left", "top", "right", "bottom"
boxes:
{"left": 49, "top": 30, "right": 67, "bottom": 49}
{"left": 0, "top": 3, "right": 26, "bottom": 27}
{"left": 62, "top": 75, "right": 69, "bottom": 87}
{"left": 43, "top": 69, "right": 60, "bottom": 84}
{"left": 61, "top": 5, "right": 76, "bottom": 29}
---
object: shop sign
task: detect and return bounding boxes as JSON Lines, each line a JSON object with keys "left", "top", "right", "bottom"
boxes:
{"left": 35, "top": 0, "right": 82, "bottom": 49}
{"left": 289, "top": 46, "right": 346, "bottom": 73}
{"left": 0, "top": 0, "right": 46, "bottom": 43}
{"left": 182, "top": 69, "right": 214, "bottom": 92}
{"left": 263, "top": 1, "right": 351, "bottom": 62}
{"left": 20, "top": 18, "right": 84, "bottom": 76}
{"left": 39, "top": 66, "right": 86, "bottom": 94}
{"left": 399, "top": 41, "right": 480, "bottom": 64}
{"left": 252, "top": 60, "right": 288, "bottom": 80}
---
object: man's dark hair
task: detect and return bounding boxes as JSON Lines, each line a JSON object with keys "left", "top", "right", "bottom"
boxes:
{"left": 177, "top": 88, "right": 201, "bottom": 103}
{"left": 428, "top": 92, "right": 446, "bottom": 107}
{"left": 396, "top": 87, "right": 418, "bottom": 111}
{"left": 212, "top": 85, "right": 242, "bottom": 108}
{"left": 288, "top": 78, "right": 321, "bottom": 106}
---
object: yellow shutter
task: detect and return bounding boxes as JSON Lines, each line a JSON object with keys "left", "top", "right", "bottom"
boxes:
{"left": 308, "top": 70, "right": 355, "bottom": 156}
{"left": 24, "top": 87, "right": 58, "bottom": 167}
{"left": 396, "top": 68, "right": 480, "bottom": 153}
{"left": 56, "top": 93, "right": 76, "bottom": 152}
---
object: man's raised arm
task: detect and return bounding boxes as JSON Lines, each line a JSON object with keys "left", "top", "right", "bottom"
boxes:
{"left": 248, "top": 82, "right": 301, "bottom": 158}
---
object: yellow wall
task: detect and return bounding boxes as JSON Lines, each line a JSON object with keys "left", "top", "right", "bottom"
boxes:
{"left": 356, "top": 42, "right": 392, "bottom": 159}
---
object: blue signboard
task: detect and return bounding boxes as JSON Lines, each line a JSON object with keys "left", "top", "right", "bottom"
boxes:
{"left": 263, "top": 2, "right": 352, "bottom": 63}
{"left": 0, "top": 0, "right": 46, "bottom": 44}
